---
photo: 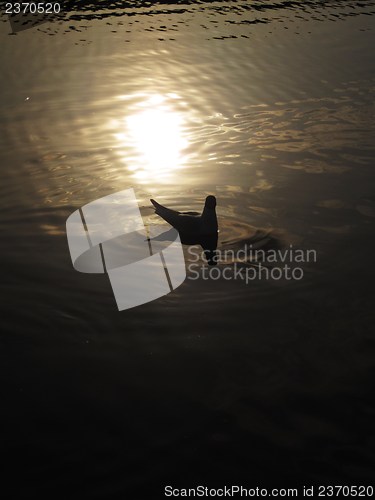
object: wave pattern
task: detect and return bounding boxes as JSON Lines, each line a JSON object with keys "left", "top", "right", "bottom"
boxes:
{"left": 6, "top": 0, "right": 375, "bottom": 36}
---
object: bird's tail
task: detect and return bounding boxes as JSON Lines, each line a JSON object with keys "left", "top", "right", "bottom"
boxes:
{"left": 150, "top": 199, "right": 160, "bottom": 210}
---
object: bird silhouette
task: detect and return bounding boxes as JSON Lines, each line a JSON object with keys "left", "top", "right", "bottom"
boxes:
{"left": 150, "top": 195, "right": 218, "bottom": 265}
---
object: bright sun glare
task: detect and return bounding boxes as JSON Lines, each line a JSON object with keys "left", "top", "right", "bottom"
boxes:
{"left": 115, "top": 94, "right": 188, "bottom": 181}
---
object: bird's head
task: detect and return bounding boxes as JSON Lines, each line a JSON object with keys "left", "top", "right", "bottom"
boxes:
{"left": 204, "top": 195, "right": 217, "bottom": 209}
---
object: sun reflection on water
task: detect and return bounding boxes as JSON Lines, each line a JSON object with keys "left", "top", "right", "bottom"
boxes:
{"left": 114, "top": 93, "right": 188, "bottom": 182}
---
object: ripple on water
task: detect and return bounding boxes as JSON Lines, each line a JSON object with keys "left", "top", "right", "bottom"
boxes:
{"left": 8, "top": 0, "right": 375, "bottom": 38}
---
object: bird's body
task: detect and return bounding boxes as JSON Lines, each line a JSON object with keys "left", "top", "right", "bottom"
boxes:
{"left": 150, "top": 196, "right": 218, "bottom": 264}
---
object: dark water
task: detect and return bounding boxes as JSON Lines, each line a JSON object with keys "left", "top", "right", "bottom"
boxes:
{"left": 1, "top": 1, "right": 375, "bottom": 497}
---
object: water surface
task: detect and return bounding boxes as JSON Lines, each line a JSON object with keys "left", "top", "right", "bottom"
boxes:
{"left": 1, "top": 1, "right": 375, "bottom": 497}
